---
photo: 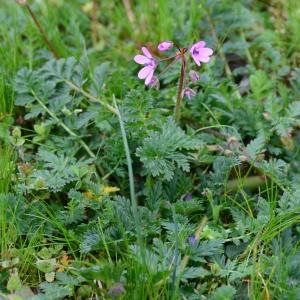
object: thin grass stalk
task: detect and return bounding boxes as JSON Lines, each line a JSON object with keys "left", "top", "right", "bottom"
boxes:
{"left": 112, "top": 96, "right": 143, "bottom": 257}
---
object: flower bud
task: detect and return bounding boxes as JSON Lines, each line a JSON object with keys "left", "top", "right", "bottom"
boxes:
{"left": 183, "top": 87, "right": 196, "bottom": 100}
{"left": 227, "top": 136, "right": 238, "bottom": 145}
{"left": 188, "top": 235, "right": 197, "bottom": 246}
{"left": 184, "top": 193, "right": 193, "bottom": 201}
{"left": 239, "top": 155, "right": 249, "bottom": 162}
{"left": 189, "top": 70, "right": 200, "bottom": 83}
{"left": 157, "top": 41, "right": 173, "bottom": 52}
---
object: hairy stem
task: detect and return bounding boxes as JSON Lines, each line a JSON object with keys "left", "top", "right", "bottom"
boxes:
{"left": 174, "top": 54, "right": 186, "bottom": 123}
{"left": 64, "top": 80, "right": 117, "bottom": 115}
{"left": 25, "top": 5, "right": 59, "bottom": 59}
{"left": 158, "top": 53, "right": 180, "bottom": 63}
{"left": 31, "top": 90, "right": 104, "bottom": 175}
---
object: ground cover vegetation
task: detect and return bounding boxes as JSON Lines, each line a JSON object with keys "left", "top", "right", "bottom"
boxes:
{"left": 1, "top": 0, "right": 300, "bottom": 299}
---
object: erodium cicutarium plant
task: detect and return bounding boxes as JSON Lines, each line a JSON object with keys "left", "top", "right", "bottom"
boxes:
{"left": 134, "top": 40, "right": 213, "bottom": 122}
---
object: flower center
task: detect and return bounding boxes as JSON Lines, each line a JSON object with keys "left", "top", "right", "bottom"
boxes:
{"left": 145, "top": 59, "right": 156, "bottom": 68}
{"left": 192, "top": 48, "right": 199, "bottom": 55}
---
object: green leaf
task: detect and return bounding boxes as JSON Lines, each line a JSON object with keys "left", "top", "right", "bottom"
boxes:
{"left": 37, "top": 247, "right": 53, "bottom": 260}
{"left": 245, "top": 134, "right": 265, "bottom": 161}
{"left": 7, "top": 273, "right": 22, "bottom": 292}
{"left": 256, "top": 197, "right": 271, "bottom": 225}
{"left": 250, "top": 70, "right": 273, "bottom": 100}
{"left": 37, "top": 282, "right": 72, "bottom": 300}
{"left": 79, "top": 266, "right": 103, "bottom": 281}
{"left": 181, "top": 267, "right": 210, "bottom": 280}
{"left": 287, "top": 101, "right": 300, "bottom": 118}
{"left": 137, "top": 118, "right": 199, "bottom": 180}
{"left": 195, "top": 239, "right": 224, "bottom": 257}
{"left": 209, "top": 285, "right": 236, "bottom": 300}
{"left": 36, "top": 259, "right": 56, "bottom": 273}
{"left": 89, "top": 62, "right": 110, "bottom": 95}
{"left": 41, "top": 57, "right": 83, "bottom": 87}
{"left": 80, "top": 230, "right": 101, "bottom": 253}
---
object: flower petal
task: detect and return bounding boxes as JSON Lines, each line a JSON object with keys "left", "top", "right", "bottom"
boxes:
{"left": 134, "top": 55, "right": 151, "bottom": 64}
{"left": 199, "top": 47, "right": 213, "bottom": 56}
{"left": 192, "top": 57, "right": 201, "bottom": 66}
{"left": 197, "top": 55, "right": 211, "bottom": 63}
{"left": 145, "top": 69, "right": 154, "bottom": 85}
{"left": 138, "top": 66, "right": 152, "bottom": 79}
{"left": 141, "top": 47, "right": 153, "bottom": 59}
{"left": 193, "top": 41, "right": 206, "bottom": 48}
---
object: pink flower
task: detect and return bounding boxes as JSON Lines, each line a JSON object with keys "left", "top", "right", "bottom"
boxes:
{"left": 183, "top": 88, "right": 196, "bottom": 100}
{"left": 190, "top": 41, "right": 213, "bottom": 66}
{"left": 189, "top": 70, "right": 200, "bottom": 83}
{"left": 134, "top": 47, "right": 156, "bottom": 85}
{"left": 157, "top": 41, "right": 173, "bottom": 52}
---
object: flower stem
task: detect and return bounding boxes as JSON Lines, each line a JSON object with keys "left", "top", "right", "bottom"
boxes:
{"left": 174, "top": 54, "right": 186, "bottom": 123}
{"left": 31, "top": 90, "right": 105, "bottom": 176}
{"left": 25, "top": 4, "right": 59, "bottom": 59}
{"left": 157, "top": 53, "right": 179, "bottom": 63}
{"left": 157, "top": 57, "right": 178, "bottom": 79}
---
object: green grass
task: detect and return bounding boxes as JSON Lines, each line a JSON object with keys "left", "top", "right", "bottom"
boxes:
{"left": 1, "top": 0, "right": 300, "bottom": 299}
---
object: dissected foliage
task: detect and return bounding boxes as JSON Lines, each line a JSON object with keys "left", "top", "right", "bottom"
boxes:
{"left": 1, "top": 0, "right": 300, "bottom": 299}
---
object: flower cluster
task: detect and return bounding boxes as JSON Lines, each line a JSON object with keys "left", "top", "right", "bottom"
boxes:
{"left": 134, "top": 40, "right": 213, "bottom": 100}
